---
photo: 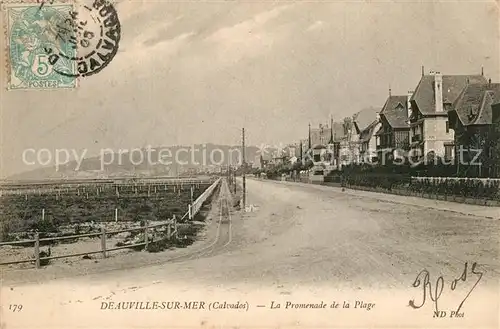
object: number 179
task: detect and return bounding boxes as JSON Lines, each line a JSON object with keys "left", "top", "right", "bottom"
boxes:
{"left": 9, "top": 304, "right": 23, "bottom": 312}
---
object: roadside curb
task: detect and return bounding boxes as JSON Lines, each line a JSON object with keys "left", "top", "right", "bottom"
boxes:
{"left": 263, "top": 179, "right": 500, "bottom": 220}
{"left": 339, "top": 186, "right": 500, "bottom": 220}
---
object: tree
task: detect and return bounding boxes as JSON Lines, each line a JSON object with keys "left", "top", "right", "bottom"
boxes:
{"left": 292, "top": 161, "right": 302, "bottom": 171}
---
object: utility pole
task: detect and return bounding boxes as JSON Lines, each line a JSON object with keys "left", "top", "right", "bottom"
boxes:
{"left": 234, "top": 165, "right": 237, "bottom": 194}
{"left": 242, "top": 128, "right": 246, "bottom": 210}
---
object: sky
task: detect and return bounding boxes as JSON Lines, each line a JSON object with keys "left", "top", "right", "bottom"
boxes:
{"left": 1, "top": 0, "right": 499, "bottom": 177}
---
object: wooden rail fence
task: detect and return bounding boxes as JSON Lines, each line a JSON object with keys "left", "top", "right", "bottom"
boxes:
{"left": 0, "top": 219, "right": 178, "bottom": 269}
{"left": 0, "top": 177, "right": 222, "bottom": 269}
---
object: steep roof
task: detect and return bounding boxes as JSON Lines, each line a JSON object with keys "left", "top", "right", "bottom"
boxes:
{"left": 353, "top": 107, "right": 380, "bottom": 133}
{"left": 411, "top": 74, "right": 487, "bottom": 115}
{"left": 358, "top": 120, "right": 379, "bottom": 143}
{"left": 310, "top": 124, "right": 331, "bottom": 146}
{"left": 453, "top": 83, "right": 500, "bottom": 126}
{"left": 332, "top": 121, "right": 346, "bottom": 141}
{"left": 379, "top": 95, "right": 409, "bottom": 128}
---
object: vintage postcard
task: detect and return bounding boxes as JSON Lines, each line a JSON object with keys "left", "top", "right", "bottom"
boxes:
{"left": 0, "top": 0, "right": 499, "bottom": 328}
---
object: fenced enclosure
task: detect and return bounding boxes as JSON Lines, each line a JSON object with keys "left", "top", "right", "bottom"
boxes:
{"left": 0, "top": 177, "right": 222, "bottom": 269}
{"left": 0, "top": 178, "right": 219, "bottom": 238}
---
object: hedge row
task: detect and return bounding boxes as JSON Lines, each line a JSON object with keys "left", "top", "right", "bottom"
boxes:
{"left": 408, "top": 178, "right": 500, "bottom": 199}
{"left": 341, "top": 173, "right": 410, "bottom": 191}
{"left": 336, "top": 172, "right": 500, "bottom": 200}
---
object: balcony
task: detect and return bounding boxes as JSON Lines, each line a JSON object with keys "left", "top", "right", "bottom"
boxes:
{"left": 412, "top": 135, "right": 422, "bottom": 143}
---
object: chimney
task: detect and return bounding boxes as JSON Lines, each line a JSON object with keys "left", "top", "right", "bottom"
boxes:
{"left": 489, "top": 78, "right": 492, "bottom": 87}
{"left": 407, "top": 90, "right": 414, "bottom": 119}
{"left": 434, "top": 72, "right": 443, "bottom": 112}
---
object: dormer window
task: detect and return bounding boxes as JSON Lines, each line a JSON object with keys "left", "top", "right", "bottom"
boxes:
{"left": 467, "top": 106, "right": 479, "bottom": 122}
{"left": 443, "top": 98, "right": 452, "bottom": 111}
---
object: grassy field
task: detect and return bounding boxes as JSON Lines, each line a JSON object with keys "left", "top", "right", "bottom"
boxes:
{"left": 0, "top": 182, "right": 212, "bottom": 241}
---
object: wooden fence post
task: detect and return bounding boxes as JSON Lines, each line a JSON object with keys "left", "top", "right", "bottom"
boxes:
{"left": 34, "top": 233, "right": 40, "bottom": 269}
{"left": 167, "top": 223, "right": 171, "bottom": 240}
{"left": 101, "top": 227, "right": 107, "bottom": 258}
{"left": 188, "top": 204, "right": 192, "bottom": 220}
{"left": 144, "top": 220, "right": 149, "bottom": 250}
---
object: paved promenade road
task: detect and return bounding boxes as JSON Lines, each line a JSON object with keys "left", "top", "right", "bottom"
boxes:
{"left": 239, "top": 178, "right": 500, "bottom": 288}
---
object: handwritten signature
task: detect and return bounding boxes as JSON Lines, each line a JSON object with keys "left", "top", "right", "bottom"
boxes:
{"left": 409, "top": 262, "right": 484, "bottom": 313}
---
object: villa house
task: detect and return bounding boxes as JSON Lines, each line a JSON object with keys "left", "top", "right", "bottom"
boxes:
{"left": 448, "top": 80, "right": 500, "bottom": 177}
{"left": 358, "top": 119, "right": 381, "bottom": 163}
{"left": 409, "top": 71, "right": 487, "bottom": 160}
{"left": 329, "top": 121, "right": 345, "bottom": 169}
{"left": 336, "top": 119, "right": 356, "bottom": 168}
{"left": 307, "top": 122, "right": 338, "bottom": 164}
{"left": 352, "top": 107, "right": 379, "bottom": 164}
{"left": 375, "top": 93, "right": 411, "bottom": 162}
{"left": 258, "top": 153, "right": 272, "bottom": 170}
{"left": 309, "top": 123, "right": 332, "bottom": 148}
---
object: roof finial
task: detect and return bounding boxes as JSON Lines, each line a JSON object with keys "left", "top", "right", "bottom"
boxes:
{"left": 421, "top": 65, "right": 424, "bottom": 77}
{"left": 389, "top": 85, "right": 392, "bottom": 96}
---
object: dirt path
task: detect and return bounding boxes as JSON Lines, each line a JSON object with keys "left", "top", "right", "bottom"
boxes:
{"left": 1, "top": 177, "right": 498, "bottom": 328}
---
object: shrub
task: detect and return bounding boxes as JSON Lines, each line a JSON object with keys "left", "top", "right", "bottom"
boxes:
{"left": 29, "top": 220, "right": 58, "bottom": 233}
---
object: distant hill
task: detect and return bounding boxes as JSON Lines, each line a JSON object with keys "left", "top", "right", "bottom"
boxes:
{"left": 6, "top": 144, "right": 273, "bottom": 181}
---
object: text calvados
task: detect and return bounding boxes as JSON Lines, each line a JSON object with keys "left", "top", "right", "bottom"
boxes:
{"left": 76, "top": 0, "right": 120, "bottom": 76}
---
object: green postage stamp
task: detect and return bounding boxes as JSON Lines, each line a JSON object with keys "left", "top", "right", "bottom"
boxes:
{"left": 3, "top": 0, "right": 121, "bottom": 89}
{"left": 3, "top": 1, "right": 78, "bottom": 90}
